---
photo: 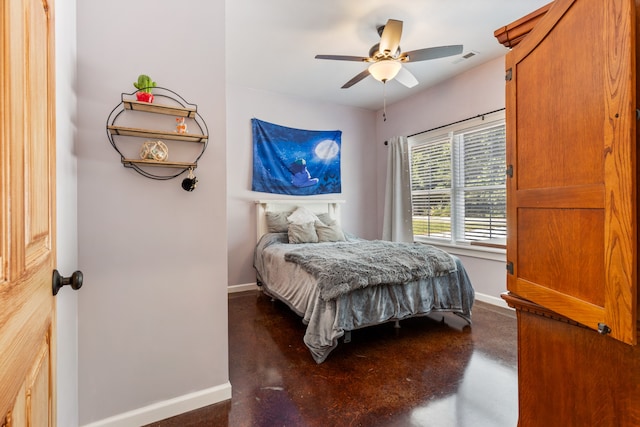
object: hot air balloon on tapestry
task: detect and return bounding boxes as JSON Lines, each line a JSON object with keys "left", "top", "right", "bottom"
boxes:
{"left": 251, "top": 118, "right": 342, "bottom": 195}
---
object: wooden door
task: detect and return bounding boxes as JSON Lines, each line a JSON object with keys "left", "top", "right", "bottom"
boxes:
{"left": 505, "top": 0, "right": 638, "bottom": 344}
{"left": 1, "top": 0, "right": 57, "bottom": 425}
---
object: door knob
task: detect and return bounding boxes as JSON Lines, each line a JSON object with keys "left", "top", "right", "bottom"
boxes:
{"left": 52, "top": 270, "right": 83, "bottom": 295}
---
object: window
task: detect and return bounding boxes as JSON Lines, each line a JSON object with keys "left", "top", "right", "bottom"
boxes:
{"left": 409, "top": 111, "right": 506, "bottom": 245}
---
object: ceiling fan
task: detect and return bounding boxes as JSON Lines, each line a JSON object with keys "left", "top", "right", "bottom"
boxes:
{"left": 315, "top": 19, "right": 463, "bottom": 89}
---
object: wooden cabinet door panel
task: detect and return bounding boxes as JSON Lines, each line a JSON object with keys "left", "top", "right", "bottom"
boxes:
{"left": 517, "top": 309, "right": 640, "bottom": 426}
{"left": 505, "top": 0, "right": 637, "bottom": 344}
{"left": 516, "top": 208, "right": 605, "bottom": 306}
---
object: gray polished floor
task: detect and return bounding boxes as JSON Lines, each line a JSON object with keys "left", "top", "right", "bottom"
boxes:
{"left": 148, "top": 291, "right": 518, "bottom": 427}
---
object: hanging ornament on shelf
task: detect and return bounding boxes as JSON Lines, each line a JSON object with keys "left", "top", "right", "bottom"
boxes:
{"left": 181, "top": 167, "right": 198, "bottom": 192}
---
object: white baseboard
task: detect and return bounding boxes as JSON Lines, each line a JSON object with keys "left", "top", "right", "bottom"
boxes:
{"left": 474, "top": 292, "right": 511, "bottom": 309}
{"left": 228, "top": 282, "right": 259, "bottom": 293}
{"left": 82, "top": 382, "right": 232, "bottom": 427}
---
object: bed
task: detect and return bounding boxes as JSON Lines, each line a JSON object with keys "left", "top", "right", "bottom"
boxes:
{"left": 253, "top": 200, "right": 475, "bottom": 363}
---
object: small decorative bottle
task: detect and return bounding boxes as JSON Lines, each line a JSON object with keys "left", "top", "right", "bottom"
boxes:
{"left": 175, "top": 117, "right": 188, "bottom": 134}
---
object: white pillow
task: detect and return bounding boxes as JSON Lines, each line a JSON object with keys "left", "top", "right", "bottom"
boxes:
{"left": 287, "top": 206, "right": 319, "bottom": 225}
{"left": 315, "top": 220, "right": 346, "bottom": 242}
{"left": 288, "top": 222, "right": 318, "bottom": 244}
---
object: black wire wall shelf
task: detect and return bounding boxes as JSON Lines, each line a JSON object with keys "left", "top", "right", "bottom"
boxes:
{"left": 106, "top": 87, "right": 209, "bottom": 181}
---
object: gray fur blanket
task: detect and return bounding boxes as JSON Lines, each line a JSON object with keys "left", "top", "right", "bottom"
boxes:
{"left": 284, "top": 240, "right": 457, "bottom": 301}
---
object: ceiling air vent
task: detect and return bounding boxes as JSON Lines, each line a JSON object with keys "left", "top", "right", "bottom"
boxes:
{"left": 452, "top": 50, "right": 479, "bottom": 64}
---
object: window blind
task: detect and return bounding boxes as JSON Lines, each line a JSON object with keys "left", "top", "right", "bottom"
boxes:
{"left": 409, "top": 112, "right": 506, "bottom": 244}
{"left": 454, "top": 123, "right": 506, "bottom": 242}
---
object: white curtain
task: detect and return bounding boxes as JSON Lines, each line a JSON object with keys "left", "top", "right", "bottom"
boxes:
{"left": 383, "top": 136, "right": 414, "bottom": 242}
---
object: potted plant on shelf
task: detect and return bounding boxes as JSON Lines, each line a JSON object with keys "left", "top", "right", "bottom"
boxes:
{"left": 133, "top": 74, "right": 157, "bottom": 103}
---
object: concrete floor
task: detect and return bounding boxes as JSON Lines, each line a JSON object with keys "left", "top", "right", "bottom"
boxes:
{"left": 147, "top": 291, "right": 518, "bottom": 427}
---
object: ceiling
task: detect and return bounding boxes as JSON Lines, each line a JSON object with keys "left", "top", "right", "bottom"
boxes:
{"left": 226, "top": 0, "right": 551, "bottom": 111}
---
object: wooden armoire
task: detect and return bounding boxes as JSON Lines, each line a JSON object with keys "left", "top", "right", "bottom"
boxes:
{"left": 494, "top": 1, "right": 640, "bottom": 426}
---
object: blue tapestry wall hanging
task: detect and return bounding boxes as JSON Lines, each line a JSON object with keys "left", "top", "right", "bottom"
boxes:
{"left": 252, "top": 118, "right": 342, "bottom": 195}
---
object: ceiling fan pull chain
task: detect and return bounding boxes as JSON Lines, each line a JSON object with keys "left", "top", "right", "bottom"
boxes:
{"left": 383, "top": 82, "right": 387, "bottom": 122}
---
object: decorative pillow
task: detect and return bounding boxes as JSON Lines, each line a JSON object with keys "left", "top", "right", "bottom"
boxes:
{"left": 315, "top": 220, "right": 346, "bottom": 242}
{"left": 316, "top": 212, "right": 336, "bottom": 226}
{"left": 265, "top": 211, "right": 293, "bottom": 233}
{"left": 288, "top": 222, "right": 318, "bottom": 244}
{"left": 287, "top": 206, "right": 319, "bottom": 225}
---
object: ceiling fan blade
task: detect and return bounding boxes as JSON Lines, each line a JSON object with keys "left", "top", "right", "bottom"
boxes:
{"left": 401, "top": 45, "right": 463, "bottom": 62}
{"left": 315, "top": 54, "right": 369, "bottom": 62}
{"left": 394, "top": 66, "right": 418, "bottom": 88}
{"left": 378, "top": 19, "right": 403, "bottom": 56}
{"left": 341, "top": 69, "right": 371, "bottom": 89}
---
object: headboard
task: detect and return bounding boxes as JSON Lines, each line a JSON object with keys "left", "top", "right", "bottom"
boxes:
{"left": 255, "top": 199, "right": 345, "bottom": 242}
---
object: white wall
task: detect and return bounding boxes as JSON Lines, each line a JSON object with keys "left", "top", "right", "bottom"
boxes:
{"left": 55, "top": 1, "right": 79, "bottom": 426}
{"left": 375, "top": 57, "right": 508, "bottom": 304}
{"left": 76, "top": 1, "right": 229, "bottom": 425}
{"left": 226, "top": 86, "right": 377, "bottom": 287}
{"left": 226, "top": 58, "right": 509, "bottom": 303}
{"left": 376, "top": 58, "right": 508, "bottom": 143}
{"left": 61, "top": 3, "right": 508, "bottom": 423}
{"left": 374, "top": 56, "right": 508, "bottom": 219}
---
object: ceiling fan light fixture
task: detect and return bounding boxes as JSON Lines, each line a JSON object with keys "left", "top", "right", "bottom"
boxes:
{"left": 368, "top": 60, "right": 402, "bottom": 83}
{"left": 315, "top": 19, "right": 462, "bottom": 90}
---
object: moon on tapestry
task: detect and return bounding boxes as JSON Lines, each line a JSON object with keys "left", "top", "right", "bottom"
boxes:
{"left": 314, "top": 139, "right": 340, "bottom": 160}
{"left": 251, "top": 118, "right": 342, "bottom": 195}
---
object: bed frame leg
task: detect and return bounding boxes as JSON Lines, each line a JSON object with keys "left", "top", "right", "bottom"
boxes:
{"left": 343, "top": 331, "right": 351, "bottom": 343}
{"left": 394, "top": 320, "right": 401, "bottom": 329}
